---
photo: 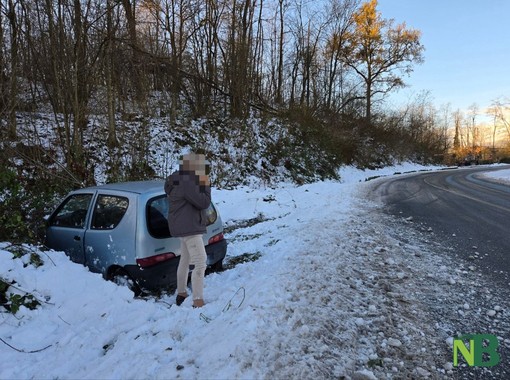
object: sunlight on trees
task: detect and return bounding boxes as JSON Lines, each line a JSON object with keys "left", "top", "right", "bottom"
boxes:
{"left": 343, "top": 0, "right": 424, "bottom": 123}
{"left": 2, "top": 0, "right": 507, "bottom": 190}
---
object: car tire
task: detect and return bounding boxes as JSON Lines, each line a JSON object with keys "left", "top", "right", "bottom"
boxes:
{"left": 109, "top": 267, "right": 143, "bottom": 297}
{"left": 208, "top": 259, "right": 224, "bottom": 272}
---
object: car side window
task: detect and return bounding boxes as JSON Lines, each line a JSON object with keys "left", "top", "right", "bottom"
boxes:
{"left": 91, "top": 195, "right": 129, "bottom": 230}
{"left": 50, "top": 194, "right": 93, "bottom": 228}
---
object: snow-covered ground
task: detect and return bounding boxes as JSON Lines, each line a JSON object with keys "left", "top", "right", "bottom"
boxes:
{"left": 481, "top": 167, "right": 510, "bottom": 184}
{"left": 1, "top": 164, "right": 510, "bottom": 379}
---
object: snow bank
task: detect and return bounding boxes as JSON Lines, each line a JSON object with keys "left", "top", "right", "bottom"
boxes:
{"left": 1, "top": 164, "right": 509, "bottom": 379}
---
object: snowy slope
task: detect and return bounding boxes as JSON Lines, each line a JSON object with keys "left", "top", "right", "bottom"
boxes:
{"left": 1, "top": 164, "right": 509, "bottom": 379}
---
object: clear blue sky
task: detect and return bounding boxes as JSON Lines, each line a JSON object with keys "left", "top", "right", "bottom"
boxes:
{"left": 377, "top": 0, "right": 510, "bottom": 114}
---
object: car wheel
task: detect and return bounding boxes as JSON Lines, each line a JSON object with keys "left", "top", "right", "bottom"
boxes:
{"left": 109, "top": 267, "right": 143, "bottom": 297}
{"left": 208, "top": 259, "right": 224, "bottom": 272}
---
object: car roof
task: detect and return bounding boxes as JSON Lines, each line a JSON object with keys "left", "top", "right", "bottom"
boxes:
{"left": 75, "top": 180, "right": 166, "bottom": 195}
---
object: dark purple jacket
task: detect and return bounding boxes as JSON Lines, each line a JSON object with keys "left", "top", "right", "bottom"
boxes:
{"left": 164, "top": 171, "right": 211, "bottom": 237}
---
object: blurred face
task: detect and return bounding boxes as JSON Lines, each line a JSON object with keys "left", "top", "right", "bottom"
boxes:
{"left": 180, "top": 153, "right": 210, "bottom": 175}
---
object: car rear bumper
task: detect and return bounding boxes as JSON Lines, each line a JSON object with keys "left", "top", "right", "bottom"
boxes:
{"left": 124, "top": 257, "right": 181, "bottom": 291}
{"left": 126, "top": 238, "right": 227, "bottom": 291}
{"left": 206, "top": 239, "right": 227, "bottom": 266}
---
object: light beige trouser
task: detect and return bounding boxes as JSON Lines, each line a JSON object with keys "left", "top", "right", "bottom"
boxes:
{"left": 177, "top": 234, "right": 207, "bottom": 300}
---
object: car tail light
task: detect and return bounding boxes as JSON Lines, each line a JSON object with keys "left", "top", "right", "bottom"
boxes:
{"left": 208, "top": 233, "right": 224, "bottom": 245}
{"left": 205, "top": 204, "right": 218, "bottom": 225}
{"left": 136, "top": 252, "right": 176, "bottom": 268}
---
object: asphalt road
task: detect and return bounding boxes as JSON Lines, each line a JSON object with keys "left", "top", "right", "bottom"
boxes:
{"left": 370, "top": 165, "right": 510, "bottom": 286}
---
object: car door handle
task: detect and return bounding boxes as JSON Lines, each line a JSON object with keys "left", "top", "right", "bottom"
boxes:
{"left": 74, "top": 236, "right": 81, "bottom": 241}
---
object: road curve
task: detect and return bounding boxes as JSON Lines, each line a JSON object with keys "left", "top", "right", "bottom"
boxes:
{"left": 370, "top": 165, "right": 510, "bottom": 285}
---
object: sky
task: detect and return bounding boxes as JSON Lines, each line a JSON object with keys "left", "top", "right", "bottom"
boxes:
{"left": 377, "top": 0, "right": 510, "bottom": 115}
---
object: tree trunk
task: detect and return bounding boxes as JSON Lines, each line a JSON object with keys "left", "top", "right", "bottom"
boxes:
{"left": 7, "top": 0, "right": 18, "bottom": 139}
{"left": 365, "top": 80, "right": 371, "bottom": 124}
{"left": 69, "top": 0, "right": 91, "bottom": 183}
{"left": 0, "top": 5, "right": 5, "bottom": 128}
{"left": 106, "top": 0, "right": 118, "bottom": 148}
{"left": 121, "top": 0, "right": 147, "bottom": 107}
{"left": 276, "top": 0, "right": 284, "bottom": 105}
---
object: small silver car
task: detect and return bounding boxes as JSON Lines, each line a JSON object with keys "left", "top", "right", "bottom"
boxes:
{"left": 44, "top": 181, "right": 227, "bottom": 294}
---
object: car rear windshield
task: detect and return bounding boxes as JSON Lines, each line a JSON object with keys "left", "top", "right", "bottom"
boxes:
{"left": 147, "top": 196, "right": 171, "bottom": 238}
{"left": 147, "top": 196, "right": 218, "bottom": 239}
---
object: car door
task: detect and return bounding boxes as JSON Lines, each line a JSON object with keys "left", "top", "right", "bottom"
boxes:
{"left": 84, "top": 193, "right": 135, "bottom": 273}
{"left": 45, "top": 193, "right": 94, "bottom": 264}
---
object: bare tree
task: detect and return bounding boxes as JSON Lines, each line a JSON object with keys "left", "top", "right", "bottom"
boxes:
{"left": 3, "top": 0, "right": 21, "bottom": 139}
{"left": 24, "top": 0, "right": 101, "bottom": 183}
{"left": 275, "top": 0, "right": 286, "bottom": 105}
{"left": 159, "top": 0, "right": 199, "bottom": 122}
{"left": 323, "top": 0, "right": 359, "bottom": 112}
{"left": 439, "top": 103, "right": 451, "bottom": 153}
{"left": 0, "top": 1, "right": 7, "bottom": 135}
{"left": 185, "top": 0, "right": 228, "bottom": 116}
{"left": 224, "top": 0, "right": 257, "bottom": 117}
{"left": 105, "top": 0, "right": 118, "bottom": 148}
{"left": 453, "top": 110, "right": 463, "bottom": 152}
{"left": 288, "top": 0, "right": 328, "bottom": 110}
{"left": 467, "top": 103, "right": 480, "bottom": 149}
{"left": 490, "top": 98, "right": 510, "bottom": 141}
{"left": 120, "top": 0, "right": 150, "bottom": 107}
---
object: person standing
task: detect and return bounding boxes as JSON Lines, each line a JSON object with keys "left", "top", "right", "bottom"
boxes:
{"left": 165, "top": 153, "right": 211, "bottom": 308}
